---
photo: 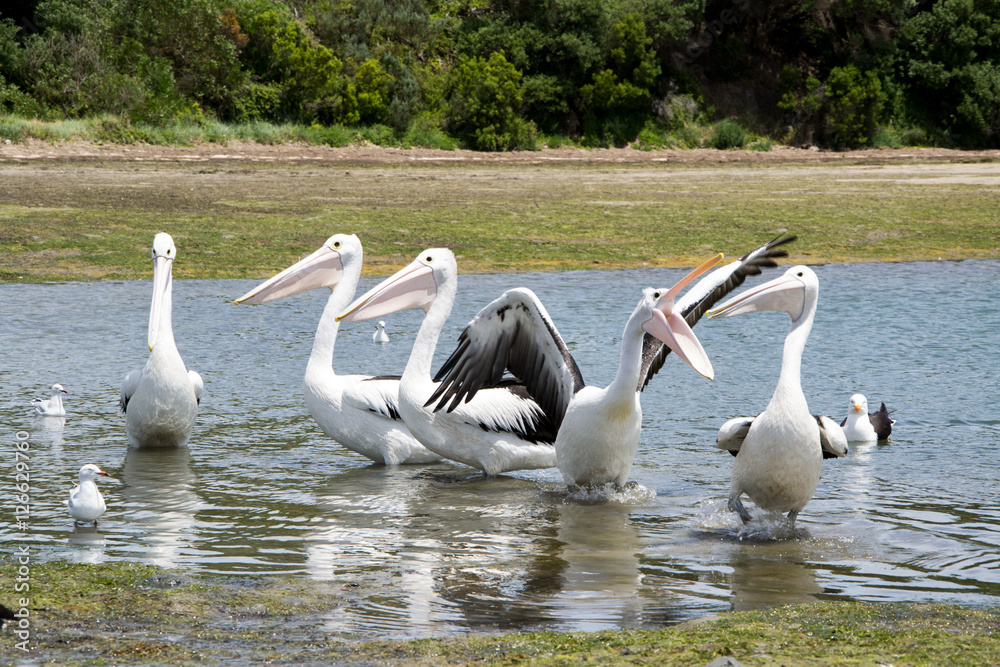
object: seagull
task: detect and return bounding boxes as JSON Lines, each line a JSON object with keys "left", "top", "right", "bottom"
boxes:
{"left": 235, "top": 234, "right": 439, "bottom": 465}
{"left": 841, "top": 394, "right": 894, "bottom": 441}
{"left": 120, "top": 233, "right": 203, "bottom": 448}
{"left": 31, "top": 383, "right": 67, "bottom": 416}
{"left": 373, "top": 321, "right": 390, "bottom": 343}
{"left": 708, "top": 265, "right": 847, "bottom": 525}
{"left": 424, "top": 236, "right": 798, "bottom": 489}
{"left": 338, "top": 248, "right": 559, "bottom": 476}
{"left": 67, "top": 464, "right": 109, "bottom": 525}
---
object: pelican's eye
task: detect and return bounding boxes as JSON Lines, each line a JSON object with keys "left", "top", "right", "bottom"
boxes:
{"left": 796, "top": 271, "right": 804, "bottom": 277}
{"left": 425, "top": 255, "right": 433, "bottom": 263}
{"left": 333, "top": 240, "right": 341, "bottom": 249}
{"left": 653, "top": 291, "right": 662, "bottom": 299}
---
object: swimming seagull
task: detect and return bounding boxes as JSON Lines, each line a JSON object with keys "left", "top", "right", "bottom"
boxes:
{"left": 120, "top": 233, "right": 203, "bottom": 448}
{"left": 235, "top": 234, "right": 440, "bottom": 465}
{"left": 708, "top": 265, "right": 848, "bottom": 525}
{"left": 31, "top": 383, "right": 67, "bottom": 416}
{"left": 840, "top": 394, "right": 894, "bottom": 441}
{"left": 67, "top": 464, "right": 109, "bottom": 525}
{"left": 373, "top": 320, "right": 389, "bottom": 343}
{"left": 424, "top": 236, "right": 797, "bottom": 489}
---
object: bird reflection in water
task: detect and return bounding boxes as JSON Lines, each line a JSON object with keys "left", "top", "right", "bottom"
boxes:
{"left": 120, "top": 447, "right": 202, "bottom": 568}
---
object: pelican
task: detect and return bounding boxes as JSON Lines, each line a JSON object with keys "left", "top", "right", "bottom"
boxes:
{"left": 235, "top": 234, "right": 440, "bottom": 465}
{"left": 840, "top": 394, "right": 894, "bottom": 441}
{"left": 31, "top": 383, "right": 67, "bottom": 416}
{"left": 425, "top": 236, "right": 795, "bottom": 488}
{"left": 67, "top": 464, "right": 109, "bottom": 525}
{"left": 338, "top": 248, "right": 559, "bottom": 476}
{"left": 373, "top": 321, "right": 390, "bottom": 343}
{"left": 120, "top": 233, "right": 203, "bottom": 448}
{"left": 708, "top": 265, "right": 847, "bottom": 525}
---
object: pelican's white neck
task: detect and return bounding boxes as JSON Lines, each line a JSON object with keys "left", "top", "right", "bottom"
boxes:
{"left": 606, "top": 308, "right": 647, "bottom": 400}
{"left": 404, "top": 273, "right": 456, "bottom": 382}
{"left": 306, "top": 261, "right": 361, "bottom": 378}
{"left": 772, "top": 299, "right": 816, "bottom": 411}
{"left": 153, "top": 273, "right": 178, "bottom": 354}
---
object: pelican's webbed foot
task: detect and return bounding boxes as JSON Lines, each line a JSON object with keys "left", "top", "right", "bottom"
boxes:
{"left": 729, "top": 496, "right": 752, "bottom": 524}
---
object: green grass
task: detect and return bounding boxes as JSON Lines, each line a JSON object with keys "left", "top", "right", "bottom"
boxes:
{"left": 1, "top": 154, "right": 999, "bottom": 283}
{"left": 1, "top": 561, "right": 997, "bottom": 665}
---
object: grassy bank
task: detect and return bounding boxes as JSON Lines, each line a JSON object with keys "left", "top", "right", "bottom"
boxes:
{"left": 1, "top": 150, "right": 999, "bottom": 282}
{"left": 0, "top": 561, "right": 997, "bottom": 665}
{"left": 0, "top": 116, "right": 459, "bottom": 151}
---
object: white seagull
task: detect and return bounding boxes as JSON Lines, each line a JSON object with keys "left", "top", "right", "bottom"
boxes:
{"left": 425, "top": 236, "right": 796, "bottom": 489}
{"left": 67, "top": 464, "right": 109, "bottom": 525}
{"left": 337, "top": 248, "right": 559, "bottom": 476}
{"left": 235, "top": 234, "right": 440, "bottom": 465}
{"left": 840, "top": 393, "right": 894, "bottom": 441}
{"left": 708, "top": 265, "right": 847, "bottom": 525}
{"left": 373, "top": 321, "right": 390, "bottom": 343}
{"left": 120, "top": 233, "right": 203, "bottom": 448}
{"left": 31, "top": 383, "right": 67, "bottom": 416}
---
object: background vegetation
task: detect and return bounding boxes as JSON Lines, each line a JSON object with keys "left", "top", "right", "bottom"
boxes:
{"left": 1, "top": 0, "right": 999, "bottom": 150}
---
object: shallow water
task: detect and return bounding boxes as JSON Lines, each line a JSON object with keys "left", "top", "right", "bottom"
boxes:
{"left": 2, "top": 259, "right": 999, "bottom": 637}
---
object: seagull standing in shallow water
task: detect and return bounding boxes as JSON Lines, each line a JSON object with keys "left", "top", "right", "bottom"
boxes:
{"left": 67, "top": 464, "right": 109, "bottom": 525}
{"left": 32, "top": 383, "right": 67, "bottom": 416}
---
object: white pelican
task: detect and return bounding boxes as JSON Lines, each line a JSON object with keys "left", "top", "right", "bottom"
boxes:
{"left": 337, "top": 248, "right": 560, "bottom": 476}
{"left": 235, "top": 234, "right": 440, "bottom": 465}
{"left": 708, "top": 265, "right": 847, "bottom": 525}
{"left": 373, "top": 321, "right": 390, "bottom": 343}
{"left": 120, "top": 233, "right": 203, "bottom": 448}
{"left": 31, "top": 383, "right": 67, "bottom": 416}
{"left": 67, "top": 464, "right": 109, "bottom": 525}
{"left": 425, "top": 236, "right": 796, "bottom": 488}
{"left": 840, "top": 394, "right": 894, "bottom": 441}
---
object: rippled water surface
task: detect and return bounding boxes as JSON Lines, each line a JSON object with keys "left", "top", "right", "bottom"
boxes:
{"left": 2, "top": 260, "right": 999, "bottom": 637}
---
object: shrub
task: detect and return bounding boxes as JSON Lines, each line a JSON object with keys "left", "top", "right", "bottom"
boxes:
{"left": 824, "top": 65, "right": 886, "bottom": 149}
{"left": 674, "top": 126, "right": 702, "bottom": 148}
{"left": 342, "top": 59, "right": 395, "bottom": 126}
{"left": 709, "top": 119, "right": 747, "bottom": 149}
{"left": 0, "top": 118, "right": 26, "bottom": 143}
{"left": 402, "top": 113, "right": 456, "bottom": 149}
{"left": 444, "top": 52, "right": 535, "bottom": 151}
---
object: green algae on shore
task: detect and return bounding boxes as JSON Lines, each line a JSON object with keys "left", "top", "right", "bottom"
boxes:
{"left": 1, "top": 561, "right": 998, "bottom": 665}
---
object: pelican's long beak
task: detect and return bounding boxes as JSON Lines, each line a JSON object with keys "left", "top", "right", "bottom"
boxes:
{"left": 235, "top": 245, "right": 345, "bottom": 305}
{"left": 643, "top": 254, "right": 723, "bottom": 380}
{"left": 148, "top": 254, "right": 172, "bottom": 350}
{"left": 337, "top": 260, "right": 437, "bottom": 322}
{"left": 707, "top": 271, "right": 805, "bottom": 321}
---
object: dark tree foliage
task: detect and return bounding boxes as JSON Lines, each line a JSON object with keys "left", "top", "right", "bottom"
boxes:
{"left": 0, "top": 0, "right": 998, "bottom": 149}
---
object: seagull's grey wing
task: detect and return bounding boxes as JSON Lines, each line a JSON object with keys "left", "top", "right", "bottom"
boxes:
{"left": 427, "top": 287, "right": 585, "bottom": 432}
{"left": 641, "top": 234, "right": 796, "bottom": 390}
{"left": 870, "top": 403, "right": 895, "bottom": 440}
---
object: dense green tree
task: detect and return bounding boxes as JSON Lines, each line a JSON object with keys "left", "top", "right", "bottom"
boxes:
{"left": 444, "top": 50, "right": 534, "bottom": 149}
{"left": 897, "top": 0, "right": 1000, "bottom": 146}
